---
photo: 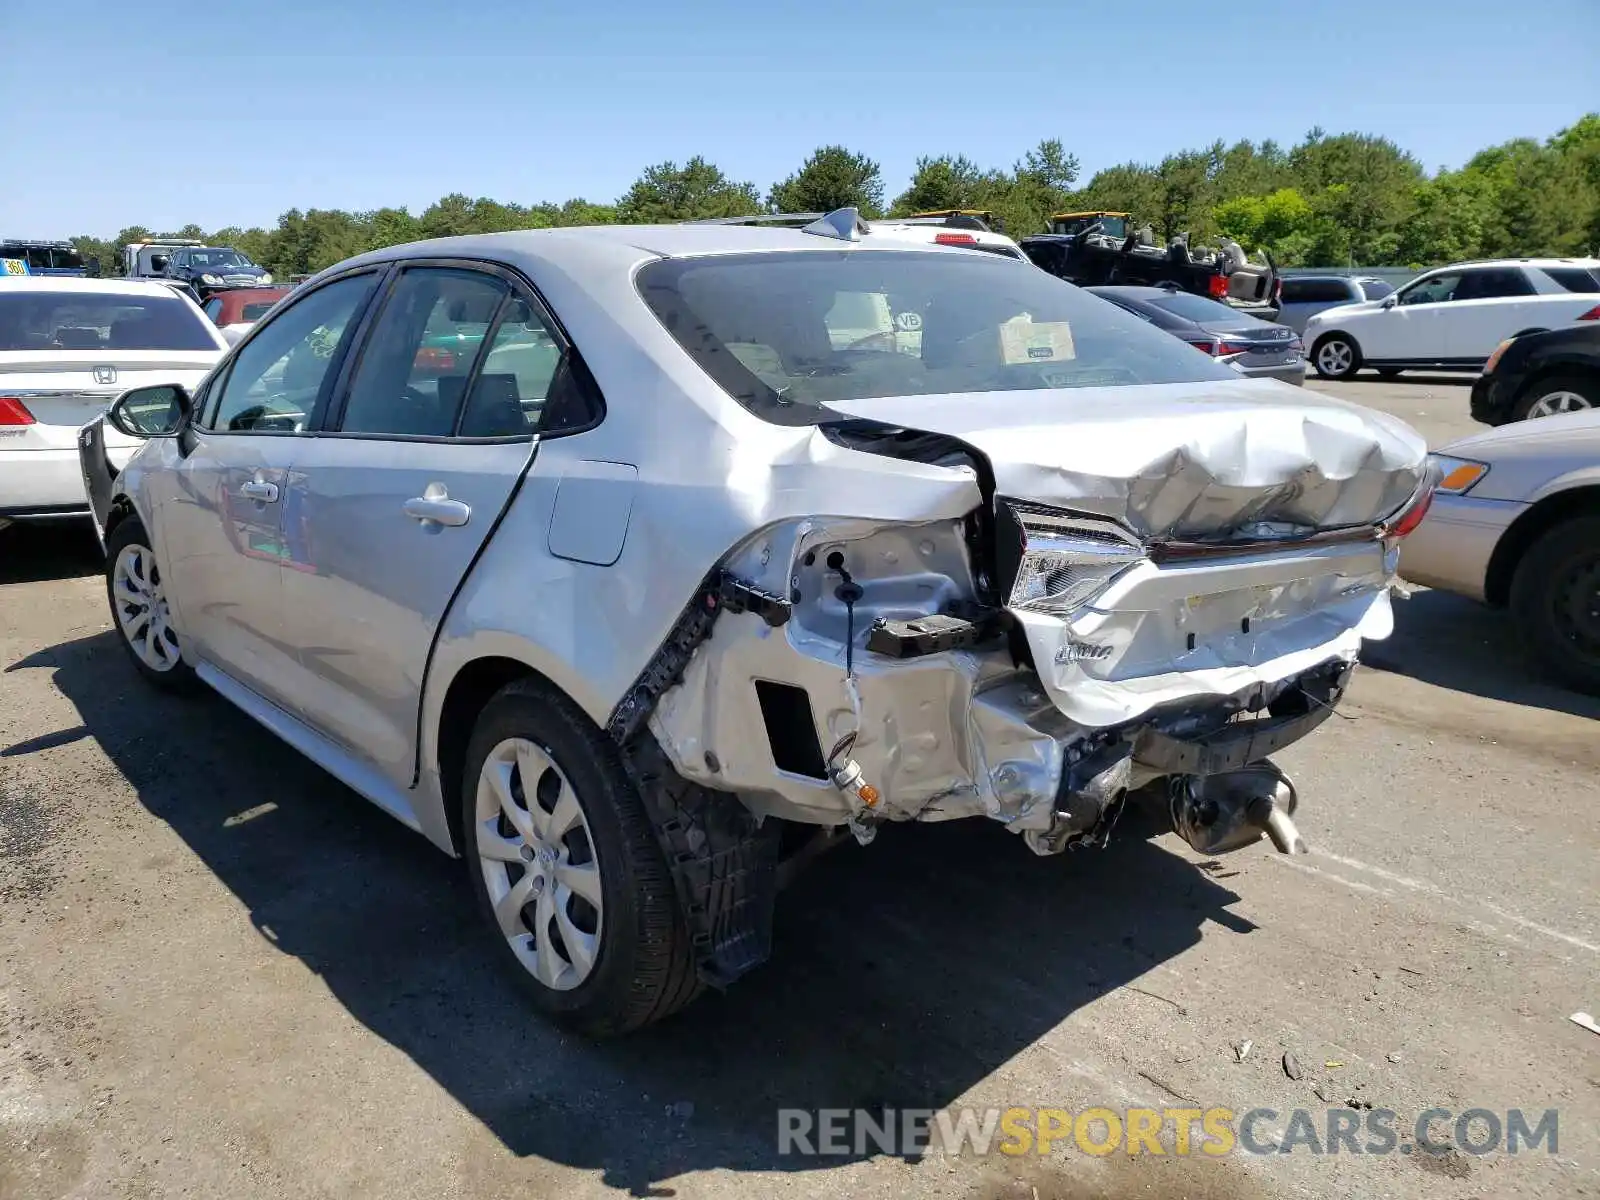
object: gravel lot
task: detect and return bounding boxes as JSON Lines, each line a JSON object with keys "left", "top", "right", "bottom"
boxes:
{"left": 2, "top": 372, "right": 1597, "bottom": 1199}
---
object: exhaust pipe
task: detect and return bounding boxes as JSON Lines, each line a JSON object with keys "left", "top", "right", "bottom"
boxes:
{"left": 1169, "top": 763, "right": 1307, "bottom": 857}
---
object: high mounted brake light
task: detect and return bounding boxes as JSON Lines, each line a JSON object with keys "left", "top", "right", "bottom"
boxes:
{"left": 934, "top": 232, "right": 978, "bottom": 246}
{"left": 0, "top": 397, "right": 36, "bottom": 426}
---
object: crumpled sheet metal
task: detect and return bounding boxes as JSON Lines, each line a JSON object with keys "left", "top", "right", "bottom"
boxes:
{"left": 832, "top": 380, "right": 1429, "bottom": 539}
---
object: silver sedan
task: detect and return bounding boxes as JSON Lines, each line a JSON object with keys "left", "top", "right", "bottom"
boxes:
{"left": 1400, "top": 410, "right": 1600, "bottom": 694}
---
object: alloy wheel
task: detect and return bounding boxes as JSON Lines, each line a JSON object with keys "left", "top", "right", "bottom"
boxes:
{"left": 1526, "top": 390, "right": 1592, "bottom": 418}
{"left": 474, "top": 737, "right": 604, "bottom": 991}
{"left": 1316, "top": 339, "right": 1353, "bottom": 377}
{"left": 112, "top": 543, "right": 181, "bottom": 673}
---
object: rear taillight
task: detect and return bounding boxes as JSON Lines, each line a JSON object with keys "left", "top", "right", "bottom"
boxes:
{"left": 1576, "top": 305, "right": 1600, "bottom": 321}
{"left": 412, "top": 347, "right": 456, "bottom": 372}
{"left": 1207, "top": 275, "right": 1229, "bottom": 299}
{"left": 1381, "top": 483, "right": 1436, "bottom": 540}
{"left": 0, "top": 397, "right": 35, "bottom": 426}
{"left": 1183, "top": 338, "right": 1217, "bottom": 354}
{"left": 1274, "top": 278, "right": 1283, "bottom": 302}
{"left": 1213, "top": 340, "right": 1250, "bottom": 356}
{"left": 934, "top": 232, "right": 978, "bottom": 246}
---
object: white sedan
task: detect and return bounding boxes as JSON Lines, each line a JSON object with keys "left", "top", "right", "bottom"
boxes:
{"left": 0, "top": 278, "right": 226, "bottom": 526}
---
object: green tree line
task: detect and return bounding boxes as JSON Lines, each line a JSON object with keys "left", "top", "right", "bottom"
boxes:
{"left": 71, "top": 115, "right": 1598, "bottom": 279}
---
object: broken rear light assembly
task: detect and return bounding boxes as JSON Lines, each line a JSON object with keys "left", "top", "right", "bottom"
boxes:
{"left": 0, "top": 397, "right": 36, "bottom": 425}
{"left": 1378, "top": 481, "right": 1437, "bottom": 541}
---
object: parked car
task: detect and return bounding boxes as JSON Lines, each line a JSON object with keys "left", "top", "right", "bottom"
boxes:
{"left": 1276, "top": 275, "right": 1395, "bottom": 334}
{"left": 1469, "top": 323, "right": 1600, "bottom": 424}
{"left": 1022, "top": 213, "right": 1280, "bottom": 320}
{"left": 1304, "top": 258, "right": 1600, "bottom": 380}
{"left": 77, "top": 215, "right": 1430, "bottom": 1034}
{"left": 162, "top": 246, "right": 274, "bottom": 300}
{"left": 0, "top": 278, "right": 225, "bottom": 526}
{"left": 1087, "top": 284, "right": 1305, "bottom": 385}
{"left": 1400, "top": 410, "right": 1600, "bottom": 694}
{"left": 201, "top": 286, "right": 291, "bottom": 346}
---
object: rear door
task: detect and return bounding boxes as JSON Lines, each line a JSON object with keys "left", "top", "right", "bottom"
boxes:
{"left": 276, "top": 262, "right": 572, "bottom": 786}
{"left": 1447, "top": 267, "right": 1539, "bottom": 361}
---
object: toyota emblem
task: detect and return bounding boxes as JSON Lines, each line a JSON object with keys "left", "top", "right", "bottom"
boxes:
{"left": 93, "top": 366, "right": 118, "bottom": 386}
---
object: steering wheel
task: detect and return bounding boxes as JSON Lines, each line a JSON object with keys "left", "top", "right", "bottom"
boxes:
{"left": 844, "top": 331, "right": 898, "bottom": 353}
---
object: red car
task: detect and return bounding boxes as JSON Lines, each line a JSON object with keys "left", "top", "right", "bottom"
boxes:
{"left": 202, "top": 286, "right": 291, "bottom": 345}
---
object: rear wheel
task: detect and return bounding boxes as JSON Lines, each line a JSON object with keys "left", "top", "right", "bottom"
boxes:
{"left": 1513, "top": 373, "right": 1598, "bottom": 421}
{"left": 1312, "top": 333, "right": 1361, "bottom": 380}
{"left": 105, "top": 517, "right": 195, "bottom": 691}
{"left": 461, "top": 678, "right": 699, "bottom": 1035}
{"left": 1509, "top": 515, "right": 1600, "bottom": 696}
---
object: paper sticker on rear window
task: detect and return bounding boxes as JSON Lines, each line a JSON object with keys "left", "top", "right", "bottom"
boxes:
{"left": 1000, "top": 318, "right": 1075, "bottom": 364}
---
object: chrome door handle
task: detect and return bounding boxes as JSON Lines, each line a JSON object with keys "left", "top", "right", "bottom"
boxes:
{"left": 403, "top": 487, "right": 470, "bottom": 528}
{"left": 239, "top": 480, "right": 279, "bottom": 502}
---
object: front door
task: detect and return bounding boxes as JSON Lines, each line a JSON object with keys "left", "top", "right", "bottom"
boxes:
{"left": 1378, "top": 270, "right": 1463, "bottom": 361}
{"left": 278, "top": 266, "right": 565, "bottom": 785}
{"left": 159, "top": 272, "right": 379, "bottom": 707}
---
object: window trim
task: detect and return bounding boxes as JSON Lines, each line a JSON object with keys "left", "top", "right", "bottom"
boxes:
{"left": 196, "top": 265, "right": 390, "bottom": 436}
{"left": 313, "top": 255, "right": 604, "bottom": 445}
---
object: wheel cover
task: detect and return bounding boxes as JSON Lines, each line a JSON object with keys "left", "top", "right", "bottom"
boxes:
{"left": 1527, "top": 390, "right": 1591, "bottom": 418}
{"left": 112, "top": 543, "right": 180, "bottom": 672}
{"left": 1317, "top": 340, "right": 1352, "bottom": 375}
{"left": 474, "top": 738, "right": 604, "bottom": 991}
{"left": 1550, "top": 550, "right": 1600, "bottom": 667}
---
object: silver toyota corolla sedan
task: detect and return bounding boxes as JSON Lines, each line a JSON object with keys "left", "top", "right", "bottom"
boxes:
{"left": 77, "top": 212, "right": 1430, "bottom": 1034}
{"left": 1400, "top": 409, "right": 1600, "bottom": 695}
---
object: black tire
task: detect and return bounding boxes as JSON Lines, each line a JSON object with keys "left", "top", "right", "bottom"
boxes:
{"left": 460, "top": 678, "right": 700, "bottom": 1036}
{"left": 104, "top": 516, "right": 196, "bottom": 692}
{"left": 1509, "top": 515, "right": 1600, "bottom": 697}
{"left": 1311, "top": 333, "right": 1362, "bottom": 380}
{"left": 1511, "top": 372, "right": 1600, "bottom": 422}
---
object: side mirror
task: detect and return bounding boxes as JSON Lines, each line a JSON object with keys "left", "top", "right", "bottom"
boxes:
{"left": 107, "top": 385, "right": 193, "bottom": 439}
{"left": 1382, "top": 295, "right": 1398, "bottom": 310}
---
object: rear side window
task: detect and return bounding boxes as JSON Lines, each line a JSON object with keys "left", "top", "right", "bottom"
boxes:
{"left": 1456, "top": 269, "right": 1536, "bottom": 300}
{"left": 636, "top": 249, "right": 1236, "bottom": 423}
{"left": 1282, "top": 279, "right": 1354, "bottom": 304}
{"left": 1541, "top": 267, "right": 1600, "bottom": 293}
{"left": 0, "top": 290, "right": 219, "bottom": 351}
{"left": 1357, "top": 280, "right": 1394, "bottom": 300}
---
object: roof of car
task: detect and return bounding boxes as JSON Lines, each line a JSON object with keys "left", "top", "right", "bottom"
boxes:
{"left": 338, "top": 222, "right": 1000, "bottom": 271}
{"left": 1439, "top": 257, "right": 1600, "bottom": 270}
{"left": 0, "top": 276, "right": 190, "bottom": 296}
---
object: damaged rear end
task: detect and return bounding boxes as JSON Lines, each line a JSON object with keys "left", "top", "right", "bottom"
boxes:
{"left": 630, "top": 244, "right": 1429, "bottom": 875}
{"left": 645, "top": 382, "right": 1430, "bottom": 863}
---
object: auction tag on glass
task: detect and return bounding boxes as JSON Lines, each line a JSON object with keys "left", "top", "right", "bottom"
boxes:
{"left": 999, "top": 318, "right": 1075, "bottom": 364}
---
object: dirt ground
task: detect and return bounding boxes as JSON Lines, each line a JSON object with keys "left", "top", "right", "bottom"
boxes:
{"left": 2, "top": 372, "right": 1597, "bottom": 1199}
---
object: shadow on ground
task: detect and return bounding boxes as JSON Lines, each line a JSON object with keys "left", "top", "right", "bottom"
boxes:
{"left": 10, "top": 631, "right": 1259, "bottom": 1195}
{"left": 0, "top": 521, "right": 102, "bottom": 586}
{"left": 1360, "top": 588, "right": 1600, "bottom": 720}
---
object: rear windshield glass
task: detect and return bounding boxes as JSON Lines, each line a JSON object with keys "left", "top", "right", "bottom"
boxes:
{"left": 240, "top": 301, "right": 278, "bottom": 321}
{"left": 0, "top": 291, "right": 219, "bottom": 351}
{"left": 1142, "top": 291, "right": 1250, "bottom": 323}
{"left": 1358, "top": 279, "right": 1395, "bottom": 300}
{"left": 636, "top": 250, "right": 1235, "bottom": 421}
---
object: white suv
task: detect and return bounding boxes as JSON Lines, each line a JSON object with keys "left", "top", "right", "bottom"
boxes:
{"left": 1304, "top": 259, "right": 1600, "bottom": 380}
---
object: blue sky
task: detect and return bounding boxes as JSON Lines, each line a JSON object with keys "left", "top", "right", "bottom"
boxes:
{"left": 2, "top": 0, "right": 1595, "bottom": 236}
